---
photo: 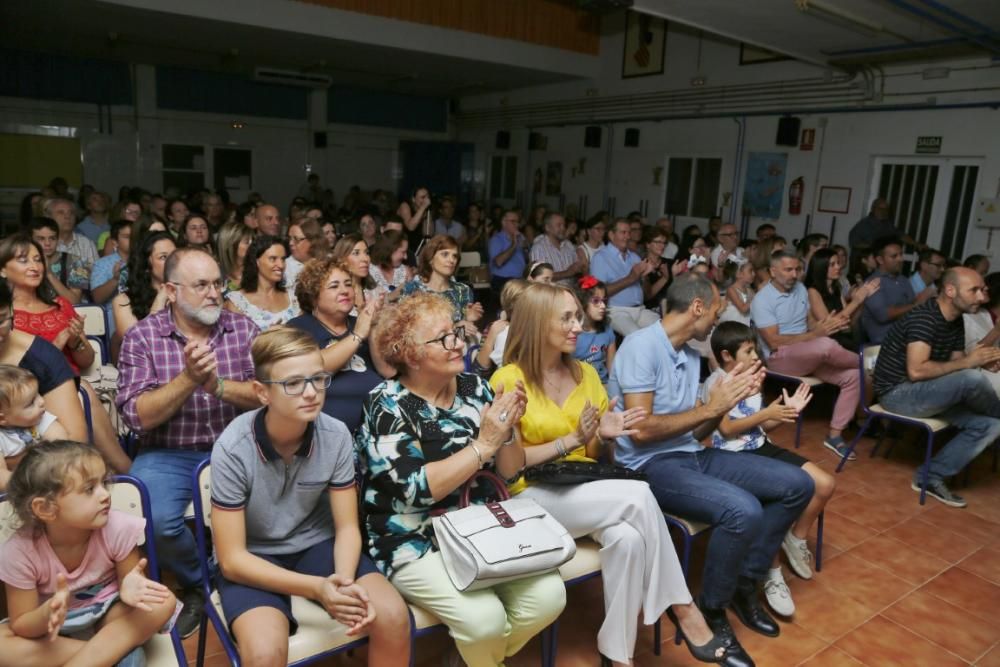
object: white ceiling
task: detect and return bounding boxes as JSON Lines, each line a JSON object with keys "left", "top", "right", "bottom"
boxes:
{"left": 636, "top": 0, "right": 1000, "bottom": 68}
{"left": 0, "top": 0, "right": 584, "bottom": 97}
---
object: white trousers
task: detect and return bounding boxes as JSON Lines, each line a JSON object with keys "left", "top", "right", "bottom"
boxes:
{"left": 518, "top": 479, "right": 691, "bottom": 663}
{"left": 607, "top": 305, "right": 660, "bottom": 336}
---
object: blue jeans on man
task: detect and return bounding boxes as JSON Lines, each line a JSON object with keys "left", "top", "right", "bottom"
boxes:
{"left": 641, "top": 447, "right": 814, "bottom": 610}
{"left": 130, "top": 449, "right": 212, "bottom": 588}
{"left": 879, "top": 368, "right": 1000, "bottom": 483}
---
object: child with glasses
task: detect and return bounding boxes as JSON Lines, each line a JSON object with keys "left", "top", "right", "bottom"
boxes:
{"left": 209, "top": 327, "right": 410, "bottom": 666}
{"left": 573, "top": 276, "right": 616, "bottom": 385}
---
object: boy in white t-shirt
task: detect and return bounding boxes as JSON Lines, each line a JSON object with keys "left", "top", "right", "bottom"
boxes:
{"left": 0, "top": 365, "right": 67, "bottom": 490}
{"left": 701, "top": 321, "right": 836, "bottom": 618}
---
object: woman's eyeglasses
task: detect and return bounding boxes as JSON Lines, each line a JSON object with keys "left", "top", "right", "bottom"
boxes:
{"left": 589, "top": 297, "right": 607, "bottom": 306}
{"left": 422, "top": 326, "right": 466, "bottom": 351}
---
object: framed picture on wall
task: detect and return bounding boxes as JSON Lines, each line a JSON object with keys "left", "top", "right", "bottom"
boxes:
{"left": 622, "top": 11, "right": 667, "bottom": 78}
{"left": 545, "top": 161, "right": 563, "bottom": 196}
{"left": 818, "top": 186, "right": 852, "bottom": 214}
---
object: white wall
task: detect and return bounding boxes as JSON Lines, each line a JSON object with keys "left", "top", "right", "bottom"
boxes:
{"left": 459, "top": 16, "right": 1000, "bottom": 260}
{"left": 0, "top": 65, "right": 450, "bottom": 209}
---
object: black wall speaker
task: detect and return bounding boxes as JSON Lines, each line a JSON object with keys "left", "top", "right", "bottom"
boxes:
{"left": 529, "top": 132, "right": 547, "bottom": 151}
{"left": 624, "top": 128, "right": 640, "bottom": 147}
{"left": 313, "top": 132, "right": 327, "bottom": 148}
{"left": 776, "top": 117, "right": 801, "bottom": 146}
{"left": 495, "top": 130, "right": 511, "bottom": 150}
{"left": 584, "top": 125, "right": 602, "bottom": 148}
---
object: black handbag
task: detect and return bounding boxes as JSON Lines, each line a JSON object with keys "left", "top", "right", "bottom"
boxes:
{"left": 524, "top": 461, "right": 648, "bottom": 485}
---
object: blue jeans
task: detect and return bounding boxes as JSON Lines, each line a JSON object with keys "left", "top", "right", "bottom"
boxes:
{"left": 130, "top": 449, "right": 210, "bottom": 589}
{"left": 641, "top": 448, "right": 814, "bottom": 610}
{"left": 879, "top": 369, "right": 1000, "bottom": 483}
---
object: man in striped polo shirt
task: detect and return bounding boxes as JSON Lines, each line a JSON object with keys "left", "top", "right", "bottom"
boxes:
{"left": 873, "top": 267, "right": 1000, "bottom": 507}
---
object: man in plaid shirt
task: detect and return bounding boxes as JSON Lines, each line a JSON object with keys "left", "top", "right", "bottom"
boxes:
{"left": 117, "top": 246, "right": 261, "bottom": 637}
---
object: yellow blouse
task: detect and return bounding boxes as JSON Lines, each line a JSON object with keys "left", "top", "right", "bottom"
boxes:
{"left": 490, "top": 362, "right": 609, "bottom": 494}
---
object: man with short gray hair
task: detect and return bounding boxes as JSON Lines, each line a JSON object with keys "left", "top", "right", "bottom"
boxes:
{"left": 44, "top": 196, "right": 98, "bottom": 295}
{"left": 530, "top": 212, "right": 583, "bottom": 285}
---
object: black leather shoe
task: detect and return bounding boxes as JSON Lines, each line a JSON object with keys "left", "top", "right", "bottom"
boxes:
{"left": 693, "top": 602, "right": 756, "bottom": 667}
{"left": 668, "top": 607, "right": 755, "bottom": 666}
{"left": 730, "top": 582, "right": 780, "bottom": 637}
{"left": 176, "top": 587, "right": 205, "bottom": 639}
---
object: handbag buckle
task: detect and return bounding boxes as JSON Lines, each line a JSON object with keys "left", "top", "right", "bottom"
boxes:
{"left": 486, "top": 501, "right": 515, "bottom": 528}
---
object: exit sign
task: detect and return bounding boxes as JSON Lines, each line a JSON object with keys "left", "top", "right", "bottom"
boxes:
{"left": 916, "top": 136, "right": 942, "bottom": 154}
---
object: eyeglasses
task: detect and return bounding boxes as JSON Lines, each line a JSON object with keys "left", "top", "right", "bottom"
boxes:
{"left": 288, "top": 236, "right": 307, "bottom": 245}
{"left": 422, "top": 326, "right": 466, "bottom": 351}
{"left": 170, "top": 279, "right": 225, "bottom": 295}
{"left": 260, "top": 372, "right": 333, "bottom": 396}
{"left": 589, "top": 297, "right": 607, "bottom": 306}
{"left": 927, "top": 262, "right": 945, "bottom": 269}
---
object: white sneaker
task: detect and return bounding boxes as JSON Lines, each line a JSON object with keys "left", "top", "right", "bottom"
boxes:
{"left": 782, "top": 531, "right": 814, "bottom": 580}
{"left": 764, "top": 569, "right": 795, "bottom": 617}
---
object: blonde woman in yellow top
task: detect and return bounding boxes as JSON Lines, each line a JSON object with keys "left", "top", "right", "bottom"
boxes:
{"left": 491, "top": 282, "right": 745, "bottom": 667}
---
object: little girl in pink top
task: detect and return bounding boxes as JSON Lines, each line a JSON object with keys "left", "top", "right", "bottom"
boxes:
{"left": 0, "top": 440, "right": 178, "bottom": 666}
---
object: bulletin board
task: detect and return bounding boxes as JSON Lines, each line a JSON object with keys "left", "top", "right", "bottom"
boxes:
{"left": 0, "top": 133, "right": 82, "bottom": 188}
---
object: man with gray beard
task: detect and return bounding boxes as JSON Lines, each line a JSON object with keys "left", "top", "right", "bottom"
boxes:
{"left": 117, "top": 246, "right": 261, "bottom": 638}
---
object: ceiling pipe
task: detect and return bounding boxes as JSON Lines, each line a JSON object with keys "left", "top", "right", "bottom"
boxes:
{"left": 457, "top": 99, "right": 1000, "bottom": 130}
{"left": 884, "top": 0, "right": 1000, "bottom": 57}
{"left": 824, "top": 36, "right": 965, "bottom": 57}
{"left": 912, "top": 0, "right": 1000, "bottom": 44}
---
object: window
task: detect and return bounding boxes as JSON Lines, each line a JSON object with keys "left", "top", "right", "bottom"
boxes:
{"left": 664, "top": 157, "right": 722, "bottom": 218}
{"left": 489, "top": 155, "right": 518, "bottom": 201}
{"left": 162, "top": 144, "right": 204, "bottom": 195}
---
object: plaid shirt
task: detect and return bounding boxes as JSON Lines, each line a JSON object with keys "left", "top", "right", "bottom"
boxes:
{"left": 530, "top": 234, "right": 578, "bottom": 285}
{"left": 116, "top": 307, "right": 259, "bottom": 451}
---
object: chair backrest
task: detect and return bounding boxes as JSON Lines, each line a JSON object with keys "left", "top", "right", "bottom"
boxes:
{"left": 80, "top": 338, "right": 105, "bottom": 379}
{"left": 459, "top": 251, "right": 482, "bottom": 268}
{"left": 76, "top": 304, "right": 107, "bottom": 337}
{"left": 194, "top": 461, "right": 213, "bottom": 530}
{"left": 859, "top": 344, "right": 881, "bottom": 406}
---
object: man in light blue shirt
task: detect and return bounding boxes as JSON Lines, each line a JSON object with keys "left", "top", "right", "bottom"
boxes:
{"left": 909, "top": 247, "right": 945, "bottom": 295}
{"left": 590, "top": 218, "right": 658, "bottom": 335}
{"left": 90, "top": 220, "right": 131, "bottom": 305}
{"left": 861, "top": 238, "right": 934, "bottom": 344}
{"left": 75, "top": 191, "right": 112, "bottom": 249}
{"left": 610, "top": 274, "right": 813, "bottom": 652}
{"left": 487, "top": 210, "right": 527, "bottom": 291}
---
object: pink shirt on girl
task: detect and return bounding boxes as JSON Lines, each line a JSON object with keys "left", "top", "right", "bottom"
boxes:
{"left": 0, "top": 510, "right": 144, "bottom": 609}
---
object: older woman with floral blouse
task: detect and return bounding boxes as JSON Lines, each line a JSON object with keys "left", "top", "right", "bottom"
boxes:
{"left": 355, "top": 292, "right": 565, "bottom": 667}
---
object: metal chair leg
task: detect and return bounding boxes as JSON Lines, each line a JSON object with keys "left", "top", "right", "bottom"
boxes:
{"left": 815, "top": 511, "right": 824, "bottom": 572}
{"left": 837, "top": 415, "right": 872, "bottom": 473}
{"left": 795, "top": 410, "right": 804, "bottom": 449}
{"left": 919, "top": 430, "right": 935, "bottom": 505}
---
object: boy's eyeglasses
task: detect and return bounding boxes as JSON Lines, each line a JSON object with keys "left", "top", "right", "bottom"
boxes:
{"left": 261, "top": 372, "right": 333, "bottom": 396}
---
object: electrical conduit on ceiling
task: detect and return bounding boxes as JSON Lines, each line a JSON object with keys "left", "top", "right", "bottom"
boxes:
{"left": 458, "top": 72, "right": 866, "bottom": 128}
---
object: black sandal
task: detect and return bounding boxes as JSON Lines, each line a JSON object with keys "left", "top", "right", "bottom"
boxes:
{"left": 666, "top": 608, "right": 755, "bottom": 667}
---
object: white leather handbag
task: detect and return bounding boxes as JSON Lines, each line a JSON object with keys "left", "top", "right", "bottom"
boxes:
{"left": 432, "top": 470, "right": 576, "bottom": 592}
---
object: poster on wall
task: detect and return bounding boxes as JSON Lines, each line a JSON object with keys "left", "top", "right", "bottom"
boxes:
{"left": 622, "top": 11, "right": 667, "bottom": 78}
{"left": 742, "top": 152, "right": 788, "bottom": 219}
{"left": 546, "top": 161, "right": 563, "bottom": 196}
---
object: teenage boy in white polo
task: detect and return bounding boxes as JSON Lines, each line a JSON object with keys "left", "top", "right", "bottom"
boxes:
{"left": 210, "top": 326, "right": 410, "bottom": 666}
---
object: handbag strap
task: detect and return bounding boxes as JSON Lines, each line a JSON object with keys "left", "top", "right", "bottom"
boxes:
{"left": 460, "top": 469, "right": 511, "bottom": 507}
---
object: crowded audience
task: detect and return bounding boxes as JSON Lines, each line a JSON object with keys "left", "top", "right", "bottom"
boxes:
{"left": 2, "top": 177, "right": 999, "bottom": 667}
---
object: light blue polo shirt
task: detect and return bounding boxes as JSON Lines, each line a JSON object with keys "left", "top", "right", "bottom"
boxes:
{"left": 750, "top": 281, "right": 809, "bottom": 357}
{"left": 608, "top": 322, "right": 702, "bottom": 469}
{"left": 910, "top": 272, "right": 927, "bottom": 294}
{"left": 591, "top": 243, "right": 643, "bottom": 307}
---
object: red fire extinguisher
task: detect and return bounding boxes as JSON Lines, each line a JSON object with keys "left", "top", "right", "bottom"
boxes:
{"left": 788, "top": 177, "right": 804, "bottom": 216}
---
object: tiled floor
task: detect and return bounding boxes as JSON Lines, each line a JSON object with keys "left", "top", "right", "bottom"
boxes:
{"left": 182, "top": 400, "right": 1000, "bottom": 666}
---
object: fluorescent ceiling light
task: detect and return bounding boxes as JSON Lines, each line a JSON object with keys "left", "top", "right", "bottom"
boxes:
{"left": 796, "top": 0, "right": 885, "bottom": 36}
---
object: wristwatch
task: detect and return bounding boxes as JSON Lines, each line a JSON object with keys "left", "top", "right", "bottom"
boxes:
{"left": 74, "top": 339, "right": 87, "bottom": 351}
